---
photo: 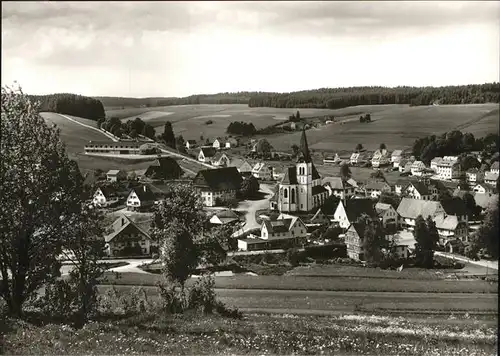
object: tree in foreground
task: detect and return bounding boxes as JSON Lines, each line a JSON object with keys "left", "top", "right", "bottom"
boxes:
{"left": 413, "top": 215, "right": 439, "bottom": 268}
{"left": 358, "top": 214, "right": 388, "bottom": 265}
{"left": 469, "top": 202, "right": 499, "bottom": 259}
{"left": 0, "top": 84, "right": 85, "bottom": 317}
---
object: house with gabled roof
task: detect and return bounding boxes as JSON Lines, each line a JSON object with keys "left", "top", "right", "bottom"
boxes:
{"left": 401, "top": 160, "right": 414, "bottom": 173}
{"left": 209, "top": 209, "right": 240, "bottom": 225}
{"left": 433, "top": 213, "right": 468, "bottom": 244}
{"left": 396, "top": 198, "right": 444, "bottom": 230}
{"left": 466, "top": 168, "right": 484, "bottom": 184}
{"left": 198, "top": 147, "right": 217, "bottom": 163}
{"left": 193, "top": 167, "right": 242, "bottom": 207}
{"left": 93, "top": 186, "right": 121, "bottom": 207}
{"left": 404, "top": 180, "right": 437, "bottom": 201}
{"left": 106, "top": 169, "right": 127, "bottom": 182}
{"left": 490, "top": 161, "right": 499, "bottom": 174}
{"left": 212, "top": 138, "right": 224, "bottom": 150}
{"left": 484, "top": 171, "right": 499, "bottom": 186}
{"left": 126, "top": 185, "right": 156, "bottom": 211}
{"left": 185, "top": 139, "right": 198, "bottom": 149}
{"left": 323, "top": 153, "right": 341, "bottom": 165}
{"left": 252, "top": 162, "right": 273, "bottom": 180}
{"left": 345, "top": 222, "right": 366, "bottom": 260}
{"left": 350, "top": 152, "right": 370, "bottom": 165}
{"left": 144, "top": 157, "right": 183, "bottom": 180}
{"left": 333, "top": 198, "right": 378, "bottom": 230}
{"left": 212, "top": 152, "right": 231, "bottom": 167}
{"left": 322, "top": 177, "right": 356, "bottom": 200}
{"left": 104, "top": 214, "right": 157, "bottom": 257}
{"left": 375, "top": 202, "right": 399, "bottom": 229}
{"left": 364, "top": 180, "right": 391, "bottom": 198}
{"left": 277, "top": 130, "right": 328, "bottom": 212}
{"left": 473, "top": 183, "right": 495, "bottom": 195}
{"left": 371, "top": 149, "right": 391, "bottom": 168}
{"left": 309, "top": 208, "right": 330, "bottom": 224}
{"left": 234, "top": 159, "right": 253, "bottom": 174}
{"left": 394, "top": 179, "right": 409, "bottom": 195}
{"left": 391, "top": 150, "right": 403, "bottom": 163}
{"left": 411, "top": 161, "right": 427, "bottom": 176}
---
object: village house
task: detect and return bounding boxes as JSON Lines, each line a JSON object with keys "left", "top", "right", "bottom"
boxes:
{"left": 466, "top": 168, "right": 484, "bottom": 184}
{"left": 404, "top": 180, "right": 438, "bottom": 200}
{"left": 126, "top": 185, "right": 156, "bottom": 212}
{"left": 350, "top": 152, "right": 370, "bottom": 165}
{"left": 473, "top": 183, "right": 495, "bottom": 194}
{"left": 434, "top": 159, "right": 461, "bottom": 181}
{"left": 401, "top": 159, "right": 414, "bottom": 173}
{"left": 278, "top": 130, "right": 328, "bottom": 212}
{"left": 93, "top": 186, "right": 121, "bottom": 207}
{"left": 364, "top": 180, "right": 391, "bottom": 198}
{"left": 309, "top": 208, "right": 330, "bottom": 224}
{"left": 344, "top": 222, "right": 366, "bottom": 260}
{"left": 391, "top": 150, "right": 403, "bottom": 164}
{"left": 237, "top": 213, "right": 307, "bottom": 251}
{"left": 185, "top": 140, "right": 197, "bottom": 149}
{"left": 430, "top": 157, "right": 443, "bottom": 171}
{"left": 391, "top": 245, "right": 409, "bottom": 259}
{"left": 396, "top": 198, "right": 445, "bottom": 230}
{"left": 212, "top": 138, "right": 225, "bottom": 150}
{"left": 144, "top": 157, "right": 183, "bottom": 180}
{"left": 209, "top": 209, "right": 240, "bottom": 225}
{"left": 484, "top": 171, "right": 499, "bottom": 186}
{"left": 193, "top": 167, "right": 243, "bottom": 207}
{"left": 490, "top": 161, "right": 500, "bottom": 174}
{"left": 394, "top": 179, "right": 409, "bottom": 195}
{"left": 235, "top": 160, "right": 253, "bottom": 174}
{"left": 252, "top": 162, "right": 273, "bottom": 180}
{"left": 198, "top": 147, "right": 217, "bottom": 163}
{"left": 375, "top": 202, "right": 399, "bottom": 230}
{"left": 411, "top": 161, "right": 427, "bottom": 176}
{"left": 84, "top": 141, "right": 143, "bottom": 155}
{"left": 323, "top": 153, "right": 341, "bottom": 165}
{"left": 226, "top": 137, "right": 238, "bottom": 149}
{"left": 433, "top": 213, "right": 469, "bottom": 244}
{"left": 212, "top": 152, "right": 231, "bottom": 167}
{"left": 371, "top": 149, "right": 391, "bottom": 168}
{"left": 106, "top": 169, "right": 127, "bottom": 182}
{"left": 322, "top": 177, "right": 356, "bottom": 200}
{"left": 104, "top": 214, "right": 157, "bottom": 257}
{"left": 333, "top": 198, "right": 378, "bottom": 230}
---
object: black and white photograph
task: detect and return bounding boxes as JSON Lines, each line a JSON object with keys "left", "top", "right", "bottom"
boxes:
{"left": 1, "top": 1, "right": 499, "bottom": 355}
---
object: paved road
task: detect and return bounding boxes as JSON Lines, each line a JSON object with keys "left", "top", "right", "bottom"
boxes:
{"left": 232, "top": 183, "right": 275, "bottom": 237}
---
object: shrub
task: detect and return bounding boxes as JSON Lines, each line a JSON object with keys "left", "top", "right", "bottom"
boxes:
{"left": 157, "top": 281, "right": 189, "bottom": 314}
{"left": 286, "top": 248, "right": 305, "bottom": 267}
{"left": 205, "top": 120, "right": 213, "bottom": 125}
{"left": 35, "top": 280, "right": 77, "bottom": 321}
{"left": 188, "top": 274, "right": 217, "bottom": 314}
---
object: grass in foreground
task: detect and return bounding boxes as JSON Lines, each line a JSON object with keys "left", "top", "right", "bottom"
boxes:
{"left": 3, "top": 312, "right": 496, "bottom": 355}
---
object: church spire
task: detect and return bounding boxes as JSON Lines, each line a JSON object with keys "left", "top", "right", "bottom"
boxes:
{"left": 298, "top": 128, "right": 312, "bottom": 163}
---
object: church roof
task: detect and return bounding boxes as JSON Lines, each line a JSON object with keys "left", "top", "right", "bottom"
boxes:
{"left": 297, "top": 129, "right": 312, "bottom": 163}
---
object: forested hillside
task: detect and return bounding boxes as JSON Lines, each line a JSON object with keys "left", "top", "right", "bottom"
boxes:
{"left": 30, "top": 93, "right": 105, "bottom": 120}
{"left": 248, "top": 83, "right": 500, "bottom": 109}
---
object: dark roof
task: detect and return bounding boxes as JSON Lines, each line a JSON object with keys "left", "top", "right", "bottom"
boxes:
{"left": 99, "top": 185, "right": 119, "bottom": 198}
{"left": 311, "top": 163, "right": 321, "bottom": 180}
{"left": 344, "top": 198, "right": 377, "bottom": 222}
{"left": 105, "top": 215, "right": 152, "bottom": 243}
{"left": 187, "top": 140, "right": 197, "bottom": 144}
{"left": 193, "top": 167, "right": 242, "bottom": 191}
{"left": 263, "top": 219, "right": 293, "bottom": 233}
{"left": 312, "top": 185, "right": 327, "bottom": 195}
{"left": 282, "top": 167, "right": 298, "bottom": 184}
{"left": 410, "top": 181, "right": 430, "bottom": 195}
{"left": 200, "top": 147, "right": 217, "bottom": 157}
{"left": 297, "top": 129, "right": 312, "bottom": 163}
{"left": 145, "top": 157, "right": 183, "bottom": 179}
{"left": 130, "top": 186, "right": 156, "bottom": 202}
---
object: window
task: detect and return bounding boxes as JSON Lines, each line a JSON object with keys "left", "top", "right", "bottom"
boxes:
{"left": 284, "top": 189, "right": 288, "bottom": 199}
{"left": 291, "top": 188, "right": 296, "bottom": 203}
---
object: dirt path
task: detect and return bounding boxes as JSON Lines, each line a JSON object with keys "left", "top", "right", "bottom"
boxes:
{"left": 57, "top": 113, "right": 119, "bottom": 141}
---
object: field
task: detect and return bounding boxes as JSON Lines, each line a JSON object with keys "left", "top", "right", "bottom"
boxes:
{"left": 4, "top": 312, "right": 497, "bottom": 355}
{"left": 105, "top": 103, "right": 499, "bottom": 153}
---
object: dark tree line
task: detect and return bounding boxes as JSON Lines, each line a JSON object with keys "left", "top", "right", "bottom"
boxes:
{"left": 29, "top": 93, "right": 105, "bottom": 121}
{"left": 412, "top": 131, "right": 499, "bottom": 165}
{"left": 226, "top": 121, "right": 257, "bottom": 136}
{"left": 99, "top": 117, "right": 156, "bottom": 139}
{"left": 247, "top": 83, "right": 500, "bottom": 109}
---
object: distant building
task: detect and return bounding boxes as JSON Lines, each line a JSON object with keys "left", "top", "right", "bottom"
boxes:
{"left": 484, "top": 171, "right": 499, "bottom": 186}
{"left": 364, "top": 181, "right": 391, "bottom": 199}
{"left": 212, "top": 138, "right": 224, "bottom": 150}
{"left": 277, "top": 130, "right": 328, "bottom": 212}
{"left": 144, "top": 157, "right": 183, "bottom": 180}
{"left": 84, "top": 140, "right": 142, "bottom": 155}
{"left": 323, "top": 153, "right": 341, "bottom": 165}
{"left": 106, "top": 169, "right": 127, "bottom": 182}
{"left": 350, "top": 152, "right": 370, "bottom": 165}
{"left": 397, "top": 198, "right": 444, "bottom": 230}
{"left": 209, "top": 209, "right": 240, "bottom": 225}
{"left": 410, "top": 161, "right": 426, "bottom": 176}
{"left": 234, "top": 160, "right": 253, "bottom": 174}
{"left": 345, "top": 223, "right": 365, "bottom": 261}
{"left": 212, "top": 152, "right": 231, "bottom": 167}
{"left": 198, "top": 147, "right": 217, "bottom": 163}
{"left": 322, "top": 177, "right": 356, "bottom": 200}
{"left": 404, "top": 181, "right": 438, "bottom": 201}
{"left": 472, "top": 183, "right": 495, "bottom": 194}
{"left": 226, "top": 138, "right": 238, "bottom": 148}
{"left": 371, "top": 149, "right": 391, "bottom": 168}
{"left": 252, "top": 162, "right": 273, "bottom": 180}
{"left": 126, "top": 185, "right": 156, "bottom": 212}
{"left": 394, "top": 179, "right": 409, "bottom": 195}
{"left": 375, "top": 202, "right": 399, "bottom": 230}
{"left": 185, "top": 140, "right": 197, "bottom": 149}
{"left": 309, "top": 208, "right": 330, "bottom": 224}
{"left": 466, "top": 168, "right": 483, "bottom": 184}
{"left": 93, "top": 186, "right": 120, "bottom": 207}
{"left": 490, "top": 161, "right": 499, "bottom": 175}
{"left": 401, "top": 160, "right": 414, "bottom": 173}
{"left": 333, "top": 198, "right": 378, "bottom": 230}
{"left": 434, "top": 160, "right": 461, "bottom": 181}
{"left": 104, "top": 214, "right": 157, "bottom": 257}
{"left": 193, "top": 167, "right": 242, "bottom": 207}
{"left": 391, "top": 150, "right": 403, "bottom": 163}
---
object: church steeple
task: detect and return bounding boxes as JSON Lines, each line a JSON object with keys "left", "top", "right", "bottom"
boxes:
{"left": 298, "top": 128, "right": 312, "bottom": 163}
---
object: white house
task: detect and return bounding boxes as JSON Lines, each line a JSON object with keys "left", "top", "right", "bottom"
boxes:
{"left": 104, "top": 215, "right": 157, "bottom": 257}
{"left": 404, "top": 181, "right": 438, "bottom": 201}
{"left": 198, "top": 147, "right": 217, "bottom": 163}
{"left": 350, "top": 152, "right": 370, "bottom": 165}
{"left": 252, "top": 162, "right": 273, "bottom": 180}
{"left": 371, "top": 149, "right": 390, "bottom": 168}
{"left": 400, "top": 160, "right": 414, "bottom": 173}
{"left": 473, "top": 183, "right": 495, "bottom": 194}
{"left": 396, "top": 198, "right": 445, "bottom": 230}
{"left": 106, "top": 169, "right": 127, "bottom": 182}
{"left": 126, "top": 186, "right": 156, "bottom": 211}
{"left": 434, "top": 160, "right": 461, "bottom": 181}
{"left": 490, "top": 161, "right": 499, "bottom": 175}
{"left": 93, "top": 186, "right": 120, "bottom": 207}
{"left": 193, "top": 167, "right": 242, "bottom": 207}
{"left": 375, "top": 202, "right": 399, "bottom": 229}
{"left": 323, "top": 153, "right": 341, "bottom": 165}
{"left": 394, "top": 179, "right": 409, "bottom": 195}
{"left": 364, "top": 181, "right": 391, "bottom": 199}
{"left": 430, "top": 157, "right": 443, "bottom": 171}
{"left": 411, "top": 161, "right": 426, "bottom": 176}
{"left": 322, "top": 177, "right": 356, "bottom": 200}
{"left": 391, "top": 150, "right": 403, "bottom": 163}
{"left": 212, "top": 152, "right": 231, "bottom": 167}
{"left": 466, "top": 169, "right": 483, "bottom": 184}
{"left": 225, "top": 138, "right": 238, "bottom": 149}
{"left": 333, "top": 198, "right": 378, "bottom": 230}
{"left": 484, "top": 171, "right": 499, "bottom": 186}
{"left": 433, "top": 213, "right": 469, "bottom": 244}
{"left": 212, "top": 138, "right": 224, "bottom": 150}
{"left": 209, "top": 209, "right": 240, "bottom": 225}
{"left": 185, "top": 140, "right": 198, "bottom": 149}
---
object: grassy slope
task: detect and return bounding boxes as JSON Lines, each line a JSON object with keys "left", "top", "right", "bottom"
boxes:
{"left": 5, "top": 313, "right": 496, "bottom": 355}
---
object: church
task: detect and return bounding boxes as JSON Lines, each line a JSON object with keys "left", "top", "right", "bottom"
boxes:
{"left": 277, "top": 130, "right": 328, "bottom": 212}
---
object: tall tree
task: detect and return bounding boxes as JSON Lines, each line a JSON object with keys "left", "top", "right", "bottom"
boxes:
{"left": 471, "top": 202, "right": 499, "bottom": 259}
{"left": 379, "top": 143, "right": 386, "bottom": 150}
{"left": 414, "top": 215, "right": 439, "bottom": 268}
{"left": 340, "top": 163, "right": 352, "bottom": 180}
{"left": 162, "top": 121, "right": 176, "bottom": 148}
{"left": 291, "top": 144, "right": 300, "bottom": 157}
{"left": 355, "top": 143, "right": 363, "bottom": 152}
{"left": 0, "top": 85, "right": 82, "bottom": 317}
{"left": 359, "top": 216, "right": 387, "bottom": 265}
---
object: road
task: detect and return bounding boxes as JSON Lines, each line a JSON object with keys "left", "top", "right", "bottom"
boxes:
{"left": 60, "top": 259, "right": 154, "bottom": 276}
{"left": 57, "top": 113, "right": 119, "bottom": 141}
{"left": 232, "top": 183, "right": 275, "bottom": 238}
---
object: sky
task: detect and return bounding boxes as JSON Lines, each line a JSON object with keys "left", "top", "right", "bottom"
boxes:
{"left": 2, "top": 1, "right": 499, "bottom": 98}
